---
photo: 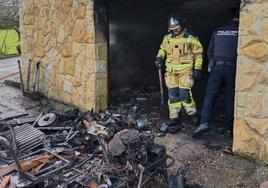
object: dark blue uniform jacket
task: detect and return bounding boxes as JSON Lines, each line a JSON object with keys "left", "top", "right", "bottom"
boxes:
{"left": 208, "top": 20, "right": 239, "bottom": 62}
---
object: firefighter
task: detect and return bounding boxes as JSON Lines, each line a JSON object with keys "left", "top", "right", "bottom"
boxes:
{"left": 193, "top": 15, "right": 239, "bottom": 138}
{"left": 155, "top": 15, "right": 203, "bottom": 132}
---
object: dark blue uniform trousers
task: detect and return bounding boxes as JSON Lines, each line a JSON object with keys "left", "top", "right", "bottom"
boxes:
{"left": 199, "top": 63, "right": 236, "bottom": 130}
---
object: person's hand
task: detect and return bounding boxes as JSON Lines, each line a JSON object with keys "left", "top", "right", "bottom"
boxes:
{"left": 154, "top": 57, "right": 163, "bottom": 69}
{"left": 193, "top": 69, "right": 202, "bottom": 80}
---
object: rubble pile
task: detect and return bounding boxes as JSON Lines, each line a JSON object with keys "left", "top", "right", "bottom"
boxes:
{"left": 0, "top": 106, "right": 168, "bottom": 188}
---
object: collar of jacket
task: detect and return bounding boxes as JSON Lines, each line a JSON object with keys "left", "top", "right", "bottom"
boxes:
{"left": 171, "top": 29, "right": 186, "bottom": 38}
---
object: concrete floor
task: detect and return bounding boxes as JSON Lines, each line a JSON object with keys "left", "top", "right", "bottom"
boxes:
{"left": 0, "top": 56, "right": 20, "bottom": 79}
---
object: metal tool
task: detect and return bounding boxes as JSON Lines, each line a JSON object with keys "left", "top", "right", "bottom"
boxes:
{"left": 17, "top": 60, "right": 25, "bottom": 93}
{"left": 158, "top": 68, "right": 164, "bottom": 108}
{"left": 32, "top": 61, "right": 41, "bottom": 93}
{"left": 32, "top": 113, "right": 44, "bottom": 127}
{"left": 137, "top": 164, "right": 145, "bottom": 188}
{"left": 63, "top": 131, "right": 79, "bottom": 144}
{"left": 26, "top": 59, "right": 32, "bottom": 91}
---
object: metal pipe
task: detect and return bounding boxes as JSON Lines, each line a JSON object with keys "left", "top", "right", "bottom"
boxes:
{"left": 32, "top": 61, "right": 41, "bottom": 93}
{"left": 35, "top": 61, "right": 41, "bottom": 92}
{"left": 26, "top": 59, "right": 32, "bottom": 91}
{"left": 17, "top": 60, "right": 25, "bottom": 93}
{"left": 32, "top": 113, "right": 44, "bottom": 127}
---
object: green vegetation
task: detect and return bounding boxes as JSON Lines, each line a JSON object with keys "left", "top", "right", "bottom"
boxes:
{"left": 0, "top": 29, "right": 20, "bottom": 55}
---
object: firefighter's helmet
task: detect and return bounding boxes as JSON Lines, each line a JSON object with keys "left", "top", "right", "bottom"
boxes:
{"left": 168, "top": 15, "right": 185, "bottom": 30}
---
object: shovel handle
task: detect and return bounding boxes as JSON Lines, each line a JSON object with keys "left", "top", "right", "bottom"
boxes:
{"left": 158, "top": 68, "right": 164, "bottom": 107}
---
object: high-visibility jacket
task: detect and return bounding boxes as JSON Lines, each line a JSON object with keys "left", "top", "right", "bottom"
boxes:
{"left": 157, "top": 30, "right": 203, "bottom": 73}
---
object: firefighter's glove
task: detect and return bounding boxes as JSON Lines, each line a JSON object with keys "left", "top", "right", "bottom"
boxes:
{"left": 154, "top": 57, "right": 163, "bottom": 69}
{"left": 193, "top": 69, "right": 202, "bottom": 80}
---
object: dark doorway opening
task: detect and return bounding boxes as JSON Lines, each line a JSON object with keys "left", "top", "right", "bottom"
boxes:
{"left": 108, "top": 0, "right": 240, "bottom": 129}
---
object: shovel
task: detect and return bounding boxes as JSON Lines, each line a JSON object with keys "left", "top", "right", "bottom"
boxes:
{"left": 158, "top": 67, "right": 164, "bottom": 109}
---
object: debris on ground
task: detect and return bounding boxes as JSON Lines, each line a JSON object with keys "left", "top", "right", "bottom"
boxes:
{"left": 0, "top": 103, "right": 169, "bottom": 187}
{"left": 1, "top": 85, "right": 268, "bottom": 188}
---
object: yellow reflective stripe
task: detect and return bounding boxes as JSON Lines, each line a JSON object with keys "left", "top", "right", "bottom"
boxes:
{"left": 168, "top": 101, "right": 182, "bottom": 109}
{"left": 157, "top": 49, "right": 166, "bottom": 59}
{"left": 182, "top": 101, "right": 195, "bottom": 107}
{"left": 195, "top": 59, "right": 203, "bottom": 65}
{"left": 166, "top": 63, "right": 193, "bottom": 71}
{"left": 195, "top": 57, "right": 203, "bottom": 69}
{"left": 189, "top": 38, "right": 202, "bottom": 47}
{"left": 195, "top": 58, "right": 202, "bottom": 62}
{"left": 181, "top": 90, "right": 195, "bottom": 107}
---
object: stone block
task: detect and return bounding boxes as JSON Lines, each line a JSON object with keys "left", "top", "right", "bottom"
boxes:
{"left": 33, "top": 46, "right": 46, "bottom": 58}
{"left": 51, "top": 24, "right": 58, "bottom": 37}
{"left": 262, "top": 18, "right": 268, "bottom": 39}
{"left": 72, "top": 19, "right": 86, "bottom": 43}
{"left": 245, "top": 117, "right": 268, "bottom": 136}
{"left": 56, "top": 10, "right": 66, "bottom": 24}
{"left": 55, "top": 0, "right": 62, "bottom": 8}
{"left": 25, "top": 38, "right": 34, "bottom": 52}
{"left": 262, "top": 142, "right": 268, "bottom": 164}
{"left": 233, "top": 118, "right": 261, "bottom": 159}
{"left": 46, "top": 36, "right": 57, "bottom": 52}
{"left": 84, "top": 30, "right": 95, "bottom": 43}
{"left": 46, "top": 48, "right": 60, "bottom": 61}
{"left": 63, "top": 80, "right": 73, "bottom": 94}
{"left": 72, "top": 92, "right": 82, "bottom": 106}
{"left": 97, "top": 95, "right": 108, "bottom": 111}
{"left": 74, "top": 4, "right": 86, "bottom": 19}
{"left": 73, "top": 42, "right": 82, "bottom": 56}
{"left": 263, "top": 94, "right": 268, "bottom": 117}
{"left": 86, "top": 44, "right": 96, "bottom": 60}
{"left": 72, "top": 77, "right": 81, "bottom": 87}
{"left": 85, "top": 98, "right": 96, "bottom": 111}
{"left": 236, "top": 57, "right": 262, "bottom": 91}
{"left": 256, "top": 0, "right": 268, "bottom": 3}
{"left": 239, "top": 9, "right": 257, "bottom": 35}
{"left": 34, "top": 30, "right": 47, "bottom": 47}
{"left": 241, "top": 42, "right": 268, "bottom": 62}
{"left": 44, "top": 63, "right": 53, "bottom": 81}
{"left": 237, "top": 93, "right": 247, "bottom": 108}
{"left": 86, "top": 75, "right": 95, "bottom": 100}
{"left": 95, "top": 60, "right": 107, "bottom": 73}
{"left": 236, "top": 107, "right": 246, "bottom": 118}
{"left": 35, "top": 17, "right": 44, "bottom": 29}
{"left": 23, "top": 14, "right": 35, "bottom": 25}
{"left": 96, "top": 78, "right": 107, "bottom": 97}
{"left": 245, "top": 94, "right": 263, "bottom": 117}
{"left": 61, "top": 42, "right": 73, "bottom": 57}
{"left": 85, "top": 9, "right": 94, "bottom": 23}
{"left": 57, "top": 25, "right": 66, "bottom": 44}
{"left": 62, "top": 0, "right": 73, "bottom": 14}
{"left": 96, "top": 44, "right": 108, "bottom": 61}
{"left": 40, "top": 7, "right": 49, "bottom": 18}
{"left": 25, "top": 26, "right": 34, "bottom": 37}
{"left": 64, "top": 57, "right": 75, "bottom": 76}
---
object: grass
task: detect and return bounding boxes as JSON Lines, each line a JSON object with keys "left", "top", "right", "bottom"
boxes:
{"left": 0, "top": 29, "right": 20, "bottom": 55}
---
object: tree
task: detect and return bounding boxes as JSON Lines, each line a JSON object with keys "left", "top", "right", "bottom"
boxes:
{"left": 0, "top": 0, "right": 20, "bottom": 38}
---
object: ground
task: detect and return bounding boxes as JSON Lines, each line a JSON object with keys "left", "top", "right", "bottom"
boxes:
{"left": 0, "top": 56, "right": 19, "bottom": 79}
{"left": 0, "top": 29, "right": 20, "bottom": 55}
{"left": 1, "top": 57, "right": 268, "bottom": 188}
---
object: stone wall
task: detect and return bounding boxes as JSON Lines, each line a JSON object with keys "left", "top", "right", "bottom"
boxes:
{"left": 20, "top": 0, "right": 108, "bottom": 111}
{"left": 233, "top": 1, "right": 268, "bottom": 163}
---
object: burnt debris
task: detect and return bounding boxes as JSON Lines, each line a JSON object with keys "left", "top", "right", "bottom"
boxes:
{"left": 0, "top": 104, "right": 168, "bottom": 188}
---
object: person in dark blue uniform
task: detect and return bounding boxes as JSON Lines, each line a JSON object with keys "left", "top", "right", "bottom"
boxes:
{"left": 193, "top": 15, "right": 239, "bottom": 138}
